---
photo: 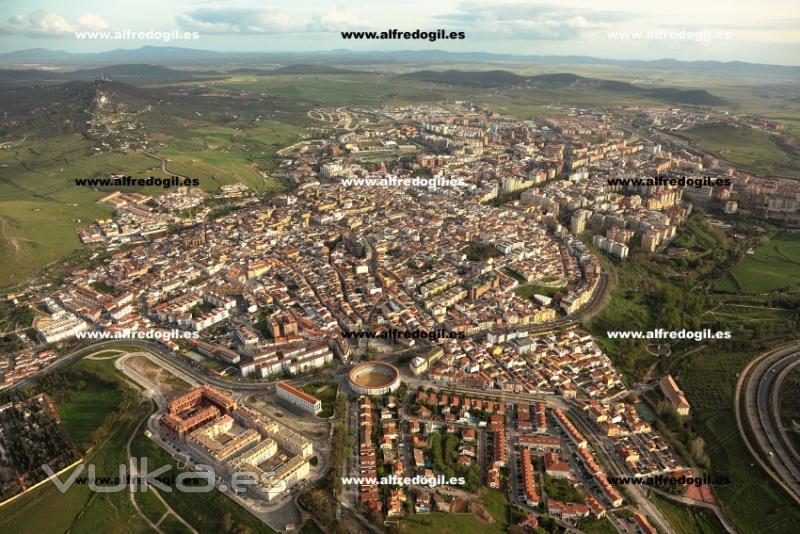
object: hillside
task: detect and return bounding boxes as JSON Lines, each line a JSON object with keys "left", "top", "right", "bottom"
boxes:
{"left": 1, "top": 47, "right": 797, "bottom": 81}
{"left": 264, "top": 64, "right": 364, "bottom": 75}
{"left": 399, "top": 69, "right": 725, "bottom": 105}
{"left": 0, "top": 80, "right": 152, "bottom": 137}
{"left": 66, "top": 64, "right": 192, "bottom": 79}
{"left": 399, "top": 69, "right": 527, "bottom": 86}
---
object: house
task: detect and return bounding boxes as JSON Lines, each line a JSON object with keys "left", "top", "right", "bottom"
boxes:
{"left": 433, "top": 493, "right": 450, "bottom": 512}
{"left": 415, "top": 491, "right": 431, "bottom": 513}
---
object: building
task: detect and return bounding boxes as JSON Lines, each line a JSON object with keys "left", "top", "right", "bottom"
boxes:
{"left": 409, "top": 356, "right": 428, "bottom": 376}
{"left": 276, "top": 381, "right": 322, "bottom": 415}
{"left": 348, "top": 361, "right": 401, "bottom": 396}
{"left": 633, "top": 513, "right": 658, "bottom": 534}
{"left": 34, "top": 312, "right": 88, "bottom": 343}
{"left": 519, "top": 435, "right": 561, "bottom": 452}
{"left": 659, "top": 375, "right": 691, "bottom": 416}
{"left": 593, "top": 234, "right": 629, "bottom": 260}
{"left": 160, "top": 385, "right": 236, "bottom": 438}
{"left": 571, "top": 209, "right": 589, "bottom": 235}
{"left": 520, "top": 448, "right": 540, "bottom": 507}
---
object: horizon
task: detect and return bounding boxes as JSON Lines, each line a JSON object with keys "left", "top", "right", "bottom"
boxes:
{"left": 2, "top": 44, "right": 799, "bottom": 68}
{"left": 0, "top": 1, "right": 798, "bottom": 64}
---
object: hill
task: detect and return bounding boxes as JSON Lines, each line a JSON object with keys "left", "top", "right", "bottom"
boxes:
{"left": 0, "top": 47, "right": 797, "bottom": 80}
{"left": 399, "top": 69, "right": 527, "bottom": 86}
{"left": 264, "top": 64, "right": 364, "bottom": 75}
{"left": 0, "top": 80, "right": 152, "bottom": 136}
{"left": 66, "top": 64, "right": 193, "bottom": 79}
{"left": 399, "top": 69, "right": 725, "bottom": 105}
{"left": 0, "top": 64, "right": 212, "bottom": 89}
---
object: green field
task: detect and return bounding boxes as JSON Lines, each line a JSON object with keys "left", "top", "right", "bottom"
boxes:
{"left": 578, "top": 516, "right": 618, "bottom": 534}
{"left": 301, "top": 383, "right": 338, "bottom": 418}
{"left": 650, "top": 493, "right": 725, "bottom": 534}
{"left": 715, "top": 232, "right": 800, "bottom": 293}
{"left": 130, "top": 432, "right": 275, "bottom": 533}
{"left": 398, "top": 488, "right": 510, "bottom": 534}
{"left": 0, "top": 134, "right": 160, "bottom": 288}
{"left": 0, "top": 354, "right": 275, "bottom": 534}
{"left": 155, "top": 120, "right": 302, "bottom": 193}
{"left": 678, "top": 349, "right": 800, "bottom": 533}
{"left": 514, "top": 284, "right": 567, "bottom": 299}
{"left": 55, "top": 371, "right": 126, "bottom": 449}
{"left": 0, "top": 379, "right": 152, "bottom": 534}
{"left": 675, "top": 124, "right": 800, "bottom": 180}
{"left": 542, "top": 472, "right": 583, "bottom": 503}
{"left": 196, "top": 74, "right": 465, "bottom": 108}
{"left": 135, "top": 487, "right": 167, "bottom": 524}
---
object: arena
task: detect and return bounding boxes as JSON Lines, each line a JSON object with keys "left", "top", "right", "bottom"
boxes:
{"left": 347, "top": 361, "right": 401, "bottom": 396}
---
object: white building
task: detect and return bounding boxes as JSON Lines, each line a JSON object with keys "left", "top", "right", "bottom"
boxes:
{"left": 276, "top": 381, "right": 322, "bottom": 415}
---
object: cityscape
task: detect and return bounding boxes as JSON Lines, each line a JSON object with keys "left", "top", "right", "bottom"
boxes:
{"left": 0, "top": 1, "right": 799, "bottom": 534}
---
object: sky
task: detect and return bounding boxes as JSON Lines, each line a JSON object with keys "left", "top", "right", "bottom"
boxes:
{"left": 0, "top": 0, "right": 798, "bottom": 65}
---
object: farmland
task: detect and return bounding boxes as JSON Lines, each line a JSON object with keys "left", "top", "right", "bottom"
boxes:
{"left": 676, "top": 347, "right": 800, "bottom": 533}
{"left": 715, "top": 231, "right": 800, "bottom": 293}
{"left": 674, "top": 124, "right": 800, "bottom": 180}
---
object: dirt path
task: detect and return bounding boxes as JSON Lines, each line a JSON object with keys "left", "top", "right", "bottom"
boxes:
{"left": 127, "top": 398, "right": 199, "bottom": 534}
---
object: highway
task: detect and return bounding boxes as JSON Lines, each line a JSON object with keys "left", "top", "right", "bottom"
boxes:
{"left": 6, "top": 339, "right": 334, "bottom": 394}
{"left": 736, "top": 342, "right": 800, "bottom": 506}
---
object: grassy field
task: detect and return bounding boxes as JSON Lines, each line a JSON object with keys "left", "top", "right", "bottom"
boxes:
{"left": 678, "top": 349, "right": 800, "bottom": 533}
{"left": 514, "top": 284, "right": 567, "bottom": 299}
{"left": 155, "top": 120, "right": 302, "bottom": 193}
{"left": 0, "top": 366, "right": 152, "bottom": 534}
{"left": 649, "top": 493, "right": 725, "bottom": 534}
{"left": 135, "top": 487, "right": 167, "bottom": 524}
{"left": 588, "top": 261, "right": 657, "bottom": 379}
{"left": 398, "top": 488, "right": 510, "bottom": 534}
{"left": 0, "top": 353, "right": 274, "bottom": 534}
{"left": 55, "top": 370, "right": 126, "bottom": 449}
{"left": 674, "top": 124, "right": 800, "bottom": 180}
{"left": 196, "top": 74, "right": 465, "bottom": 108}
{"left": 130, "top": 432, "right": 276, "bottom": 533}
{"left": 301, "top": 383, "right": 338, "bottom": 418}
{"left": 578, "top": 516, "right": 618, "bottom": 534}
{"left": 715, "top": 232, "right": 800, "bottom": 293}
{"left": 0, "top": 134, "right": 159, "bottom": 288}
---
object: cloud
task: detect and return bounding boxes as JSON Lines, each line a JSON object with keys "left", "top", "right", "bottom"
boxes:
{"left": 177, "top": 5, "right": 370, "bottom": 34}
{"left": 436, "top": 1, "right": 634, "bottom": 39}
{"left": 3, "top": 9, "right": 111, "bottom": 36}
{"left": 176, "top": 7, "right": 296, "bottom": 33}
{"left": 308, "top": 7, "right": 371, "bottom": 32}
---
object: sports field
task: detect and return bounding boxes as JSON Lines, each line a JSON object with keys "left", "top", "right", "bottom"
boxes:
{"left": 715, "top": 232, "right": 800, "bottom": 293}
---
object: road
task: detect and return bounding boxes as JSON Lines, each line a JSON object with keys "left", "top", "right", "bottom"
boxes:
{"left": 736, "top": 342, "right": 800, "bottom": 506}
{"left": 569, "top": 406, "right": 677, "bottom": 534}
{"left": 648, "top": 487, "right": 737, "bottom": 534}
{"left": 113, "top": 350, "right": 308, "bottom": 530}
{"left": 6, "top": 338, "right": 330, "bottom": 394}
{"left": 141, "top": 151, "right": 192, "bottom": 180}
{"left": 125, "top": 396, "right": 199, "bottom": 534}
{"left": 402, "top": 380, "right": 676, "bottom": 533}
